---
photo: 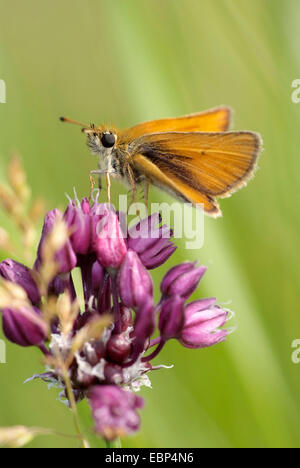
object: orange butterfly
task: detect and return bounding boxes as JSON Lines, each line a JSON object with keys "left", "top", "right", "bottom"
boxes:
{"left": 61, "top": 107, "right": 262, "bottom": 217}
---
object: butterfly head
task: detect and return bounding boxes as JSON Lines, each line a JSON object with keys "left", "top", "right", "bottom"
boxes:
{"left": 59, "top": 117, "right": 117, "bottom": 156}
{"left": 82, "top": 126, "right": 117, "bottom": 156}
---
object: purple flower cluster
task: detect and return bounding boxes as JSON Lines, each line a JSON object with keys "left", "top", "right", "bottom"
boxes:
{"left": 0, "top": 198, "right": 230, "bottom": 441}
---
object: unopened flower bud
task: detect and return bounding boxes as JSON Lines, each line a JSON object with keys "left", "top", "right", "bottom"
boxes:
{"left": 91, "top": 261, "right": 104, "bottom": 293}
{"left": 107, "top": 333, "right": 131, "bottom": 364}
{"left": 37, "top": 209, "right": 77, "bottom": 274}
{"left": 94, "top": 211, "right": 127, "bottom": 270}
{"left": 1, "top": 307, "right": 47, "bottom": 347}
{"left": 64, "top": 199, "right": 91, "bottom": 255}
{"left": 130, "top": 299, "right": 155, "bottom": 361}
{"left": 118, "top": 251, "right": 153, "bottom": 309}
{"left": 161, "top": 262, "right": 207, "bottom": 300}
{"left": 179, "top": 299, "right": 229, "bottom": 348}
{"left": 159, "top": 295, "right": 185, "bottom": 341}
{"left": 0, "top": 259, "right": 40, "bottom": 304}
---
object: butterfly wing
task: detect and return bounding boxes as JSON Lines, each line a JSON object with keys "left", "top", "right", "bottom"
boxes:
{"left": 130, "top": 131, "right": 262, "bottom": 217}
{"left": 124, "top": 107, "right": 232, "bottom": 140}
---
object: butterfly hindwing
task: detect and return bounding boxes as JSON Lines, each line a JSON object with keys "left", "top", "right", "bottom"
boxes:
{"left": 130, "top": 131, "right": 262, "bottom": 217}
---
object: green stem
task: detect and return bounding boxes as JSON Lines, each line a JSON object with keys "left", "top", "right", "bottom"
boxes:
{"left": 62, "top": 366, "right": 89, "bottom": 448}
{"left": 105, "top": 437, "right": 122, "bottom": 448}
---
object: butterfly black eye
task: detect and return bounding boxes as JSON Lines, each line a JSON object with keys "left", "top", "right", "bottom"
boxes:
{"left": 101, "top": 132, "right": 115, "bottom": 148}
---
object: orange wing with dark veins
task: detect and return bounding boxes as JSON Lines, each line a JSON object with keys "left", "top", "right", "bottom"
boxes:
{"left": 130, "top": 131, "right": 262, "bottom": 217}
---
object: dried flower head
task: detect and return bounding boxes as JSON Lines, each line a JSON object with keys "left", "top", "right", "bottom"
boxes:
{"left": 0, "top": 156, "right": 45, "bottom": 263}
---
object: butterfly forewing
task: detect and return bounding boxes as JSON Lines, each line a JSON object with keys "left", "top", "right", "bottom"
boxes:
{"left": 124, "top": 107, "right": 232, "bottom": 140}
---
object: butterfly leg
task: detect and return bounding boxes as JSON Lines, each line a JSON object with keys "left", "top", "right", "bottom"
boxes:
{"left": 126, "top": 165, "right": 137, "bottom": 204}
{"left": 90, "top": 170, "right": 111, "bottom": 203}
{"left": 144, "top": 179, "right": 149, "bottom": 211}
{"left": 89, "top": 174, "right": 96, "bottom": 197}
{"left": 90, "top": 169, "right": 104, "bottom": 189}
{"left": 106, "top": 171, "right": 111, "bottom": 204}
{"left": 126, "top": 164, "right": 141, "bottom": 216}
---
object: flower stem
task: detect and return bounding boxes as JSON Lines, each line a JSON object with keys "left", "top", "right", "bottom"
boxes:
{"left": 33, "top": 427, "right": 86, "bottom": 441}
{"left": 68, "top": 272, "right": 77, "bottom": 302}
{"left": 106, "top": 439, "right": 113, "bottom": 448}
{"left": 38, "top": 343, "right": 50, "bottom": 355}
{"left": 149, "top": 337, "right": 161, "bottom": 348}
{"left": 61, "top": 364, "right": 89, "bottom": 448}
{"left": 142, "top": 339, "right": 166, "bottom": 362}
{"left": 80, "top": 257, "right": 93, "bottom": 310}
{"left": 98, "top": 271, "right": 110, "bottom": 313}
{"left": 105, "top": 437, "right": 122, "bottom": 448}
{"left": 111, "top": 274, "right": 121, "bottom": 334}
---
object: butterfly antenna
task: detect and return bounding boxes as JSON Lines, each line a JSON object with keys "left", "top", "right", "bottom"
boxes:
{"left": 60, "top": 116, "right": 90, "bottom": 129}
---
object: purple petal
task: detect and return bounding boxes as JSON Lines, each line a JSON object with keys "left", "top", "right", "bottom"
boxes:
{"left": 37, "top": 209, "right": 77, "bottom": 274}
{"left": 118, "top": 251, "right": 153, "bottom": 309}
{"left": 159, "top": 295, "right": 185, "bottom": 340}
{"left": 94, "top": 211, "right": 127, "bottom": 270}
{"left": 161, "top": 262, "right": 207, "bottom": 300}
{"left": 179, "top": 303, "right": 230, "bottom": 349}
{"left": 184, "top": 298, "right": 217, "bottom": 318}
{"left": 128, "top": 214, "right": 176, "bottom": 269}
{"left": 2, "top": 307, "right": 47, "bottom": 347}
{"left": 64, "top": 200, "right": 92, "bottom": 255}
{"left": 0, "top": 259, "right": 40, "bottom": 304}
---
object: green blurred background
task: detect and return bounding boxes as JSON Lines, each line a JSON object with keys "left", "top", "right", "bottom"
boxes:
{"left": 0, "top": 0, "right": 300, "bottom": 448}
